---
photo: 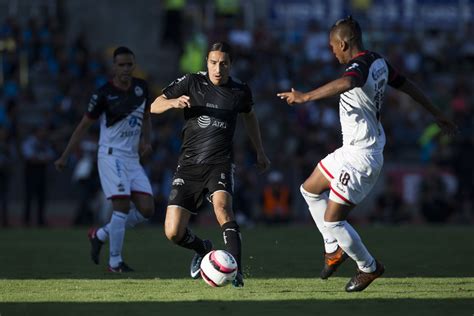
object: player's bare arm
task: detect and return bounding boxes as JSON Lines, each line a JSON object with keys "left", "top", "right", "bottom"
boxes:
{"left": 150, "top": 94, "right": 191, "bottom": 114}
{"left": 139, "top": 109, "right": 153, "bottom": 159}
{"left": 396, "top": 79, "right": 458, "bottom": 135}
{"left": 54, "top": 115, "right": 95, "bottom": 172}
{"left": 240, "top": 109, "right": 271, "bottom": 173}
{"left": 277, "top": 77, "right": 354, "bottom": 105}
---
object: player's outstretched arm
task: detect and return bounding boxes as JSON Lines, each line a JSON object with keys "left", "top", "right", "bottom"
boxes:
{"left": 277, "top": 77, "right": 354, "bottom": 105}
{"left": 396, "top": 79, "right": 458, "bottom": 135}
{"left": 54, "top": 115, "right": 95, "bottom": 171}
{"left": 241, "top": 109, "right": 271, "bottom": 173}
{"left": 150, "top": 94, "right": 190, "bottom": 114}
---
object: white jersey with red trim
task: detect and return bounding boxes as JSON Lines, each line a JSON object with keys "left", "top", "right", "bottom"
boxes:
{"left": 339, "top": 51, "right": 405, "bottom": 153}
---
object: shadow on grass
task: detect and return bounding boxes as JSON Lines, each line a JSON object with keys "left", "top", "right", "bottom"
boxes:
{"left": 1, "top": 299, "right": 473, "bottom": 316}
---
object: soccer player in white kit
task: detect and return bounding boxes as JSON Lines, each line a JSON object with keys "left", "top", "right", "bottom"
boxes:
{"left": 55, "top": 47, "right": 155, "bottom": 272}
{"left": 278, "top": 16, "right": 457, "bottom": 292}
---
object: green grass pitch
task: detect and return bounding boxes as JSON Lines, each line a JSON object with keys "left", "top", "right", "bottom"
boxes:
{"left": 0, "top": 225, "right": 473, "bottom": 315}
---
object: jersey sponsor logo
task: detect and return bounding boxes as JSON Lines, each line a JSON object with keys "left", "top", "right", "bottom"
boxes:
{"left": 198, "top": 90, "right": 205, "bottom": 97}
{"left": 107, "top": 95, "right": 119, "bottom": 101}
{"left": 218, "top": 181, "right": 226, "bottom": 188}
{"left": 128, "top": 116, "right": 139, "bottom": 127}
{"left": 197, "top": 115, "right": 212, "bottom": 128}
{"left": 134, "top": 86, "right": 143, "bottom": 97}
{"left": 212, "top": 120, "right": 227, "bottom": 129}
{"left": 172, "top": 178, "right": 185, "bottom": 186}
{"left": 371, "top": 66, "right": 387, "bottom": 80}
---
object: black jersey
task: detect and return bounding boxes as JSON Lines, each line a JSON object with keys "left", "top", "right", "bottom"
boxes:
{"left": 86, "top": 78, "right": 149, "bottom": 155}
{"left": 163, "top": 72, "right": 253, "bottom": 165}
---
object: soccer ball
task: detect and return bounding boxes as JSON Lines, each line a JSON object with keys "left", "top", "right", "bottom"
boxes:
{"left": 200, "top": 250, "right": 237, "bottom": 287}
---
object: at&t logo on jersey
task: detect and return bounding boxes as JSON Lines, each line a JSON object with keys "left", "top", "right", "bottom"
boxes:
{"left": 197, "top": 115, "right": 227, "bottom": 129}
{"left": 197, "top": 115, "right": 211, "bottom": 128}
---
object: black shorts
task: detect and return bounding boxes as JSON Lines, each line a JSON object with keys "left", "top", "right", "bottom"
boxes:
{"left": 167, "top": 163, "right": 235, "bottom": 214}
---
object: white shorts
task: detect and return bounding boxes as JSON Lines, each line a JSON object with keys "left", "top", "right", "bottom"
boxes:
{"left": 97, "top": 152, "right": 153, "bottom": 199}
{"left": 317, "top": 147, "right": 383, "bottom": 206}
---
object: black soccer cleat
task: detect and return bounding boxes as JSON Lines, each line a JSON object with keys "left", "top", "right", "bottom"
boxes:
{"left": 88, "top": 227, "right": 104, "bottom": 265}
{"left": 320, "top": 246, "right": 349, "bottom": 279}
{"left": 190, "top": 239, "right": 213, "bottom": 279}
{"left": 232, "top": 272, "right": 244, "bottom": 288}
{"left": 108, "top": 261, "right": 134, "bottom": 273}
{"left": 345, "top": 260, "right": 385, "bottom": 292}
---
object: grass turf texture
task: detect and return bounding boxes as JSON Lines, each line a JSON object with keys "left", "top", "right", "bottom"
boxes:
{"left": 0, "top": 226, "right": 473, "bottom": 315}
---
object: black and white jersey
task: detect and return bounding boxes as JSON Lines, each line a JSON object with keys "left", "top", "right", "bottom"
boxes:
{"left": 340, "top": 51, "right": 405, "bottom": 152}
{"left": 163, "top": 72, "right": 253, "bottom": 165}
{"left": 86, "top": 78, "right": 149, "bottom": 157}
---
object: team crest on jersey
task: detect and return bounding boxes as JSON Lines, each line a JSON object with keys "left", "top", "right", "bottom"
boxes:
{"left": 134, "top": 86, "right": 143, "bottom": 97}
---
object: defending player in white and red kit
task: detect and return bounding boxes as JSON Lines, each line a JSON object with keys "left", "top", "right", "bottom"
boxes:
{"left": 278, "top": 16, "right": 457, "bottom": 292}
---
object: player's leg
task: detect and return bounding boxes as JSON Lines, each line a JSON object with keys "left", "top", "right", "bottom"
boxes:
{"left": 89, "top": 155, "right": 132, "bottom": 271}
{"left": 324, "top": 157, "right": 384, "bottom": 291}
{"left": 128, "top": 162, "right": 155, "bottom": 226}
{"left": 300, "top": 160, "right": 347, "bottom": 279}
{"left": 164, "top": 205, "right": 212, "bottom": 278}
{"left": 211, "top": 190, "right": 244, "bottom": 287}
{"left": 105, "top": 197, "right": 133, "bottom": 272}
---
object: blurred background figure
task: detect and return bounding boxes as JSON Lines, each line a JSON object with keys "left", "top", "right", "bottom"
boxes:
{"left": 0, "top": 125, "right": 13, "bottom": 227}
{"left": 261, "top": 171, "right": 291, "bottom": 224}
{"left": 21, "top": 126, "right": 55, "bottom": 226}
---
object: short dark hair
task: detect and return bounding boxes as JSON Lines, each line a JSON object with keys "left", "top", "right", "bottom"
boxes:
{"left": 330, "top": 16, "right": 363, "bottom": 48}
{"left": 208, "top": 42, "right": 233, "bottom": 62}
{"left": 113, "top": 46, "right": 135, "bottom": 60}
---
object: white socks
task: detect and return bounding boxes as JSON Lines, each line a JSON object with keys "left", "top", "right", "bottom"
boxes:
{"left": 96, "top": 208, "right": 147, "bottom": 242}
{"left": 300, "top": 185, "right": 338, "bottom": 253}
{"left": 108, "top": 211, "right": 127, "bottom": 268}
{"left": 324, "top": 220, "right": 376, "bottom": 273}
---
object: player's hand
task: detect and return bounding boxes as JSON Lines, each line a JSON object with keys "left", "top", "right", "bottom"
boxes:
{"left": 256, "top": 152, "right": 271, "bottom": 173}
{"left": 172, "top": 95, "right": 191, "bottom": 109}
{"left": 277, "top": 88, "right": 306, "bottom": 105}
{"left": 54, "top": 156, "right": 67, "bottom": 172}
{"left": 435, "top": 116, "right": 458, "bottom": 136}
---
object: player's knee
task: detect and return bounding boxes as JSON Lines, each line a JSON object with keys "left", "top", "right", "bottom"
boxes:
{"left": 300, "top": 185, "right": 326, "bottom": 203}
{"left": 140, "top": 205, "right": 155, "bottom": 219}
{"left": 164, "top": 223, "right": 183, "bottom": 243}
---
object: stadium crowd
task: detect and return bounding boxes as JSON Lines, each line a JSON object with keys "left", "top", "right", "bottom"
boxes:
{"left": 0, "top": 3, "right": 472, "bottom": 227}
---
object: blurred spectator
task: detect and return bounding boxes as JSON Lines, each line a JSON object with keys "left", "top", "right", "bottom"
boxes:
{"left": 261, "top": 171, "right": 292, "bottom": 224}
{"left": 0, "top": 126, "right": 13, "bottom": 227}
{"left": 369, "top": 176, "right": 411, "bottom": 224}
{"left": 418, "top": 163, "right": 454, "bottom": 223}
{"left": 162, "top": 0, "right": 186, "bottom": 49}
{"left": 71, "top": 133, "right": 100, "bottom": 225}
{"left": 21, "top": 126, "right": 55, "bottom": 226}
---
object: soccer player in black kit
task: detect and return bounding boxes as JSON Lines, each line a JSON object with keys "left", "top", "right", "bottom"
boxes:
{"left": 150, "top": 42, "right": 270, "bottom": 287}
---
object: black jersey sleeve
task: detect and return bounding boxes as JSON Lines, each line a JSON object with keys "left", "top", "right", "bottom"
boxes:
{"left": 162, "top": 74, "right": 190, "bottom": 99}
{"left": 342, "top": 60, "right": 369, "bottom": 87}
{"left": 239, "top": 84, "right": 254, "bottom": 113}
{"left": 85, "top": 89, "right": 106, "bottom": 119}
{"left": 386, "top": 60, "right": 406, "bottom": 88}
